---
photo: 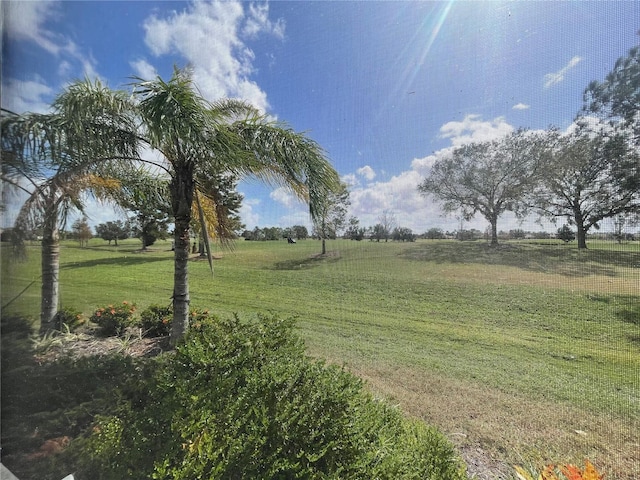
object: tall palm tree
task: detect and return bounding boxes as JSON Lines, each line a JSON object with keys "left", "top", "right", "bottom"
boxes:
{"left": 1, "top": 82, "right": 138, "bottom": 334}
{"left": 130, "top": 68, "right": 339, "bottom": 344}
{"left": 5, "top": 69, "right": 339, "bottom": 343}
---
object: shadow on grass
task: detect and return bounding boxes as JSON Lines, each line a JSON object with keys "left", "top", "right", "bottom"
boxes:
{"left": 401, "top": 242, "right": 640, "bottom": 278}
{"left": 61, "top": 255, "right": 171, "bottom": 270}
{"left": 616, "top": 303, "right": 640, "bottom": 326}
{"left": 270, "top": 251, "right": 342, "bottom": 271}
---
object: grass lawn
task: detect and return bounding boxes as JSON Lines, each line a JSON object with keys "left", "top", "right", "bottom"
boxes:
{"left": 2, "top": 237, "right": 639, "bottom": 479}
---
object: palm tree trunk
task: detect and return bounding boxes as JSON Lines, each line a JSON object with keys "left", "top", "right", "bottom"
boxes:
{"left": 40, "top": 207, "right": 60, "bottom": 334}
{"left": 171, "top": 215, "right": 191, "bottom": 345}
{"left": 170, "top": 166, "right": 195, "bottom": 345}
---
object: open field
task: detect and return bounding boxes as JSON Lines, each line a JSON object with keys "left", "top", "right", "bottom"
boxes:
{"left": 2, "top": 238, "right": 639, "bottom": 479}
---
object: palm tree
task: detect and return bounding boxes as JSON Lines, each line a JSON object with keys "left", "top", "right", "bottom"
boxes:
{"left": 130, "top": 68, "right": 339, "bottom": 344}
{"left": 5, "top": 69, "right": 339, "bottom": 343}
{"left": 1, "top": 86, "right": 138, "bottom": 333}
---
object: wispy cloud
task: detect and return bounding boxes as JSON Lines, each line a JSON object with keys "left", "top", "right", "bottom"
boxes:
{"left": 512, "top": 103, "right": 530, "bottom": 110}
{"left": 270, "top": 187, "right": 299, "bottom": 209}
{"left": 543, "top": 56, "right": 582, "bottom": 89}
{"left": 130, "top": 59, "right": 158, "bottom": 80}
{"left": 356, "top": 165, "right": 376, "bottom": 181}
{"left": 2, "top": 0, "right": 100, "bottom": 112}
{"left": 143, "top": 0, "right": 285, "bottom": 113}
{"left": 238, "top": 198, "right": 261, "bottom": 229}
{"left": 3, "top": 1, "right": 62, "bottom": 54}
{"left": 1, "top": 78, "right": 54, "bottom": 113}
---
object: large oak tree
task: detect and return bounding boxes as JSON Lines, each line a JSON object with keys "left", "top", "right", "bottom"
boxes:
{"left": 529, "top": 131, "right": 640, "bottom": 249}
{"left": 418, "top": 130, "right": 549, "bottom": 245}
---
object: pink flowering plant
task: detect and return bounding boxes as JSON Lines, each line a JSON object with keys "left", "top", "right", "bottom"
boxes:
{"left": 90, "top": 301, "right": 136, "bottom": 336}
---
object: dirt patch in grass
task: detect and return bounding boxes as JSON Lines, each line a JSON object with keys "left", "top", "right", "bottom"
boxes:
{"left": 347, "top": 363, "right": 639, "bottom": 480}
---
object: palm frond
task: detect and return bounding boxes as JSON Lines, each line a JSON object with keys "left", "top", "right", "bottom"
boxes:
{"left": 228, "top": 120, "right": 340, "bottom": 222}
{"left": 52, "top": 78, "right": 139, "bottom": 162}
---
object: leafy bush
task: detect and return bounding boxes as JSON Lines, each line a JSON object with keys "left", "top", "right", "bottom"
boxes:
{"left": 81, "top": 313, "right": 467, "bottom": 479}
{"left": 89, "top": 301, "right": 136, "bottom": 336}
{"left": 139, "top": 304, "right": 173, "bottom": 337}
{"left": 53, "top": 306, "right": 85, "bottom": 332}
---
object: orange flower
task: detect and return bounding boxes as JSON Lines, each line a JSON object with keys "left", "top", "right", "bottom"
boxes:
{"left": 560, "top": 461, "right": 603, "bottom": 480}
{"left": 110, "top": 309, "right": 116, "bottom": 315}
{"left": 561, "top": 465, "right": 583, "bottom": 480}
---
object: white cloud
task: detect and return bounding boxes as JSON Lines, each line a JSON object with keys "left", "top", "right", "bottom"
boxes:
{"left": 356, "top": 165, "right": 376, "bottom": 181}
{"left": 2, "top": 0, "right": 101, "bottom": 112}
{"left": 130, "top": 59, "right": 158, "bottom": 80}
{"left": 1, "top": 77, "right": 54, "bottom": 113}
{"left": 543, "top": 56, "right": 582, "bottom": 89}
{"left": 439, "top": 114, "right": 514, "bottom": 146}
{"left": 2, "top": 1, "right": 63, "bottom": 54}
{"left": 143, "top": 0, "right": 284, "bottom": 113}
{"left": 238, "top": 198, "right": 261, "bottom": 229}
{"left": 341, "top": 173, "right": 359, "bottom": 188}
{"left": 243, "top": 3, "right": 286, "bottom": 39}
{"left": 3, "top": 0, "right": 99, "bottom": 74}
{"left": 276, "top": 210, "right": 310, "bottom": 228}
{"left": 512, "top": 103, "right": 530, "bottom": 110}
{"left": 269, "top": 187, "right": 299, "bottom": 209}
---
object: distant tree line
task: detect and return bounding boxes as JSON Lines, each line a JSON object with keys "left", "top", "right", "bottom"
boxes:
{"left": 241, "top": 225, "right": 309, "bottom": 241}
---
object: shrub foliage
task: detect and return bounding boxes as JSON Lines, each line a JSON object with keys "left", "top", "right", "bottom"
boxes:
{"left": 89, "top": 301, "right": 136, "bottom": 336}
{"left": 139, "top": 304, "right": 173, "bottom": 337}
{"left": 53, "top": 306, "right": 85, "bottom": 331}
{"left": 81, "top": 313, "right": 466, "bottom": 479}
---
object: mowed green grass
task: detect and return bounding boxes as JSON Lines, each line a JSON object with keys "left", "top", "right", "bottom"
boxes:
{"left": 2, "top": 238, "right": 639, "bottom": 478}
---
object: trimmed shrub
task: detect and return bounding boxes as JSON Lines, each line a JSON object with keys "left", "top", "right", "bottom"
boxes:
{"left": 80, "top": 313, "right": 467, "bottom": 479}
{"left": 53, "top": 307, "right": 85, "bottom": 332}
{"left": 89, "top": 302, "right": 136, "bottom": 336}
{"left": 139, "top": 304, "right": 173, "bottom": 337}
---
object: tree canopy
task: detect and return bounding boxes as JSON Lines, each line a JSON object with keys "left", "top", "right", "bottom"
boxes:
{"left": 312, "top": 182, "right": 350, "bottom": 254}
{"left": 528, "top": 131, "right": 640, "bottom": 249}
{"left": 583, "top": 43, "right": 640, "bottom": 143}
{"left": 418, "top": 130, "right": 549, "bottom": 246}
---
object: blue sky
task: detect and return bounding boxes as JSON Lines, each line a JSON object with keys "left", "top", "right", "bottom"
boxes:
{"left": 3, "top": 1, "right": 639, "bottom": 234}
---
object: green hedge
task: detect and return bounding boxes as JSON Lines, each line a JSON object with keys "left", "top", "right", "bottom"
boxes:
{"left": 80, "top": 313, "right": 467, "bottom": 479}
